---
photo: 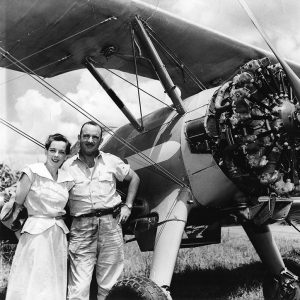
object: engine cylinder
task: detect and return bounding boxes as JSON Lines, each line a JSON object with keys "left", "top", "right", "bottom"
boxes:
{"left": 204, "top": 57, "right": 300, "bottom": 198}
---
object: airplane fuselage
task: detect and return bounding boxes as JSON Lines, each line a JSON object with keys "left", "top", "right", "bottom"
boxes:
{"left": 101, "top": 87, "right": 240, "bottom": 213}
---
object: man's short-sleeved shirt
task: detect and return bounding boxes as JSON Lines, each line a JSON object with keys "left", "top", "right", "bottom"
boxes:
{"left": 63, "top": 151, "right": 130, "bottom": 216}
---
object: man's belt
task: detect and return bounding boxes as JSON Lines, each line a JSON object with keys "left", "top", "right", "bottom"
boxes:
{"left": 74, "top": 203, "right": 122, "bottom": 219}
{"left": 29, "top": 215, "right": 64, "bottom": 220}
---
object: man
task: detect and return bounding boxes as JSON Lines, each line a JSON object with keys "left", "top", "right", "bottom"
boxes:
{"left": 64, "top": 121, "right": 140, "bottom": 300}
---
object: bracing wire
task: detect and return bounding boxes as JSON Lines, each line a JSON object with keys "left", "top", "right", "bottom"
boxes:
{"left": 0, "top": 55, "right": 71, "bottom": 87}
{"left": 286, "top": 218, "right": 300, "bottom": 234}
{"left": 0, "top": 117, "right": 44, "bottom": 149}
{"left": 141, "top": 19, "right": 206, "bottom": 91}
{"left": 1, "top": 48, "right": 187, "bottom": 188}
{"left": 131, "top": 25, "right": 143, "bottom": 129}
{"left": 3, "top": 16, "right": 117, "bottom": 69}
{"left": 89, "top": 59, "right": 175, "bottom": 110}
{"left": 0, "top": 117, "right": 133, "bottom": 200}
{"left": 0, "top": 52, "right": 173, "bottom": 113}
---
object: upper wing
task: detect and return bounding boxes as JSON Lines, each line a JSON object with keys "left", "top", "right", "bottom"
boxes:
{"left": 1, "top": 0, "right": 300, "bottom": 99}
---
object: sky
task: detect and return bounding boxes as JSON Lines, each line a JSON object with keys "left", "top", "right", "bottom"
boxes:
{"left": 1, "top": 0, "right": 300, "bottom": 170}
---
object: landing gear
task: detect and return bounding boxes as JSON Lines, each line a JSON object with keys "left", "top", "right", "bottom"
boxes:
{"left": 263, "top": 252, "right": 300, "bottom": 300}
{"left": 263, "top": 268, "right": 300, "bottom": 300}
{"left": 106, "top": 276, "right": 169, "bottom": 300}
{"left": 243, "top": 223, "right": 300, "bottom": 299}
{"left": 107, "top": 189, "right": 190, "bottom": 300}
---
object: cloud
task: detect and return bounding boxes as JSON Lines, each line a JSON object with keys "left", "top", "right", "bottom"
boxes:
{"left": 3, "top": 0, "right": 300, "bottom": 169}
{"left": 60, "top": 69, "right": 170, "bottom": 128}
{"left": 167, "top": 0, "right": 300, "bottom": 59}
{"left": 0, "top": 68, "right": 8, "bottom": 153}
{"left": 3, "top": 68, "right": 170, "bottom": 168}
{"left": 10, "top": 89, "right": 72, "bottom": 152}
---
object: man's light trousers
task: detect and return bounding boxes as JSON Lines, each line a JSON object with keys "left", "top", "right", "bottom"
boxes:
{"left": 67, "top": 214, "right": 124, "bottom": 300}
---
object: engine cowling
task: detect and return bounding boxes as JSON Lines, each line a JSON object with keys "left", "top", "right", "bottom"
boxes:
{"left": 189, "top": 57, "right": 300, "bottom": 199}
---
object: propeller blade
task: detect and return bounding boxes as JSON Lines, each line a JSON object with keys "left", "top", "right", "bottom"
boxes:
{"left": 238, "top": 0, "right": 300, "bottom": 102}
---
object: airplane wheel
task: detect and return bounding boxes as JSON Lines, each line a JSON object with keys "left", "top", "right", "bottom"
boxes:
{"left": 106, "top": 276, "right": 169, "bottom": 300}
{"left": 263, "top": 275, "right": 300, "bottom": 300}
{"left": 283, "top": 250, "right": 300, "bottom": 277}
{"left": 263, "top": 252, "right": 300, "bottom": 300}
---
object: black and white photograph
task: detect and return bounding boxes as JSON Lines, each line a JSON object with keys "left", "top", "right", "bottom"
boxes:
{"left": 1, "top": 0, "right": 300, "bottom": 299}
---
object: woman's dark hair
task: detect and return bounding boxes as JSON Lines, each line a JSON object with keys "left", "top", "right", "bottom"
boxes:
{"left": 45, "top": 133, "right": 71, "bottom": 155}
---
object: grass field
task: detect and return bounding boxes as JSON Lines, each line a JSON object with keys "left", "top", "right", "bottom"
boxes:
{"left": 1, "top": 225, "right": 300, "bottom": 300}
{"left": 121, "top": 225, "right": 300, "bottom": 300}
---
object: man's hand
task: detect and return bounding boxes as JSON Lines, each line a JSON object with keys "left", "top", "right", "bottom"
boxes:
{"left": 118, "top": 205, "right": 131, "bottom": 224}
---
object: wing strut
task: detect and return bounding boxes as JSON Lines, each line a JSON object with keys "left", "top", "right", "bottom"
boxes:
{"left": 84, "top": 57, "right": 143, "bottom": 132}
{"left": 133, "top": 16, "right": 186, "bottom": 115}
{"left": 238, "top": 0, "right": 300, "bottom": 102}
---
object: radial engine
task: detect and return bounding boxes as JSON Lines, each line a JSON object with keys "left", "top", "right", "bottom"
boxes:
{"left": 188, "top": 57, "right": 300, "bottom": 200}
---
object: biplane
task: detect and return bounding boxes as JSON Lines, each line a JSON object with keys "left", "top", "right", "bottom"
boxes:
{"left": 1, "top": 0, "right": 300, "bottom": 299}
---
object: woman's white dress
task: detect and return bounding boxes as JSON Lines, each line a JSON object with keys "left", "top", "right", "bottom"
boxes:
{"left": 5, "top": 163, "right": 73, "bottom": 300}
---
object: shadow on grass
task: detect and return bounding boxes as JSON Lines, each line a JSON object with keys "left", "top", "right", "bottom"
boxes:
{"left": 1, "top": 250, "right": 299, "bottom": 300}
{"left": 89, "top": 261, "right": 264, "bottom": 300}
{"left": 171, "top": 262, "right": 264, "bottom": 300}
{"left": 169, "top": 250, "right": 300, "bottom": 300}
{"left": 89, "top": 250, "right": 300, "bottom": 299}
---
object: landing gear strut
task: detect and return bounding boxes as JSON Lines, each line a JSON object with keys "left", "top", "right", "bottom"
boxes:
{"left": 244, "top": 223, "right": 300, "bottom": 299}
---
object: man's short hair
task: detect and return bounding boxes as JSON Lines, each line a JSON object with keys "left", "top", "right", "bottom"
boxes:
{"left": 79, "top": 121, "right": 102, "bottom": 139}
{"left": 45, "top": 133, "right": 71, "bottom": 155}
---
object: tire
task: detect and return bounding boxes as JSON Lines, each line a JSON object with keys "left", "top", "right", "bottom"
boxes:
{"left": 263, "top": 250, "right": 300, "bottom": 300}
{"left": 106, "top": 276, "right": 169, "bottom": 300}
{"left": 283, "top": 250, "right": 300, "bottom": 276}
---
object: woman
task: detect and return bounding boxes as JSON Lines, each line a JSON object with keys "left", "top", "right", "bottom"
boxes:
{"left": 5, "top": 133, "right": 74, "bottom": 300}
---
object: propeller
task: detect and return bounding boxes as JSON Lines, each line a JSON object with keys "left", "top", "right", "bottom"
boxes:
{"left": 237, "top": 0, "right": 300, "bottom": 102}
